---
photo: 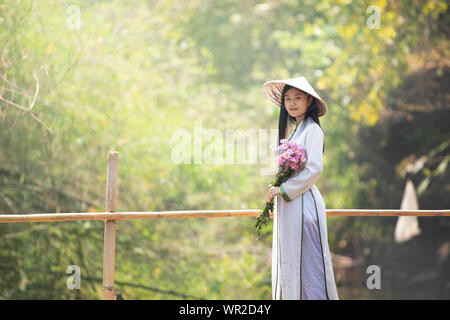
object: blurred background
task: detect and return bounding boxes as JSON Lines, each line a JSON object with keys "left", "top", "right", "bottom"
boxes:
{"left": 0, "top": 0, "right": 449, "bottom": 299}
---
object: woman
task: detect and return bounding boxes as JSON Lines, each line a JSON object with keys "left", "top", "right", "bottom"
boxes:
{"left": 263, "top": 76, "right": 339, "bottom": 300}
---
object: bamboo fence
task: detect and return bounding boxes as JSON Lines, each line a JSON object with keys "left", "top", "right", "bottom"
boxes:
{"left": 0, "top": 151, "right": 448, "bottom": 299}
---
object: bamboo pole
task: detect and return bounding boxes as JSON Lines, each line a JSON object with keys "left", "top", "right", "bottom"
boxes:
{"left": 102, "top": 151, "right": 118, "bottom": 300}
{"left": 0, "top": 209, "right": 449, "bottom": 223}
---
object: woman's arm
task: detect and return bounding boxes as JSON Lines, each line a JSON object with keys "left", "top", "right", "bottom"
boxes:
{"left": 279, "top": 123, "right": 324, "bottom": 202}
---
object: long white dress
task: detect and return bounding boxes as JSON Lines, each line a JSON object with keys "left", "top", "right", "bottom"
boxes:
{"left": 272, "top": 116, "right": 339, "bottom": 300}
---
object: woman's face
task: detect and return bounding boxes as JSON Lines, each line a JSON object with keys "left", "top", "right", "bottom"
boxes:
{"left": 284, "top": 87, "right": 312, "bottom": 119}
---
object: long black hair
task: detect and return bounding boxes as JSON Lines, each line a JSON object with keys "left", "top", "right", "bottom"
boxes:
{"left": 278, "top": 84, "right": 324, "bottom": 153}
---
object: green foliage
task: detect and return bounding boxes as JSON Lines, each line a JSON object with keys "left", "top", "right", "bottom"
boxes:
{"left": 0, "top": 0, "right": 448, "bottom": 299}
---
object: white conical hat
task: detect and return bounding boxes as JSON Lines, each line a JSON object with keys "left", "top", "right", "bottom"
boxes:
{"left": 262, "top": 76, "right": 327, "bottom": 117}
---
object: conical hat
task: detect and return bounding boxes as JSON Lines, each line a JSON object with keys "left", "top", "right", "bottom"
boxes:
{"left": 262, "top": 76, "right": 327, "bottom": 117}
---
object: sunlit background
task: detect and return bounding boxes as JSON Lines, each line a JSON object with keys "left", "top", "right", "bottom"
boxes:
{"left": 0, "top": 0, "right": 449, "bottom": 299}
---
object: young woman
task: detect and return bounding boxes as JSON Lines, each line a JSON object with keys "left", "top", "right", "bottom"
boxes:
{"left": 263, "top": 76, "right": 339, "bottom": 300}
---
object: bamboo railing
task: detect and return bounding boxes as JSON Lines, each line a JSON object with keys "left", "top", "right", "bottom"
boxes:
{"left": 0, "top": 151, "right": 448, "bottom": 299}
{"left": 0, "top": 208, "right": 449, "bottom": 224}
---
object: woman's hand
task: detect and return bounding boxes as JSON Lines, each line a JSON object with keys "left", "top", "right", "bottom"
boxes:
{"left": 267, "top": 186, "right": 280, "bottom": 203}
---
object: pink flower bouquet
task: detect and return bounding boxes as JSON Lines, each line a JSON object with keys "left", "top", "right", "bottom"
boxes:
{"left": 252, "top": 139, "right": 308, "bottom": 239}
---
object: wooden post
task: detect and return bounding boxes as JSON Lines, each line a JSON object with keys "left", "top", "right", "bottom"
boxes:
{"left": 102, "top": 151, "right": 118, "bottom": 300}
